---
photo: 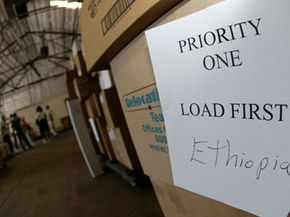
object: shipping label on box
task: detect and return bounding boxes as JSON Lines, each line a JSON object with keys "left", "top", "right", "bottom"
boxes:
{"left": 122, "top": 83, "right": 168, "bottom": 154}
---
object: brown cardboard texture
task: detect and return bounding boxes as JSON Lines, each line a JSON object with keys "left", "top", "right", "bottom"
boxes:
{"left": 89, "top": 118, "right": 107, "bottom": 155}
{"left": 85, "top": 93, "right": 102, "bottom": 118}
{"left": 73, "top": 76, "right": 100, "bottom": 100}
{"left": 99, "top": 87, "right": 127, "bottom": 128}
{"left": 151, "top": 178, "right": 255, "bottom": 217}
{"left": 67, "top": 80, "right": 77, "bottom": 98}
{"left": 79, "top": 0, "right": 182, "bottom": 71}
{"left": 110, "top": 0, "right": 222, "bottom": 184}
{"left": 73, "top": 76, "right": 91, "bottom": 99}
{"left": 65, "top": 70, "right": 77, "bottom": 81}
{"left": 107, "top": 126, "right": 140, "bottom": 170}
{"left": 95, "top": 118, "right": 116, "bottom": 161}
{"left": 73, "top": 51, "right": 88, "bottom": 76}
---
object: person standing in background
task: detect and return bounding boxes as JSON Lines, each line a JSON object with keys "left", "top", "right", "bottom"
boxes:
{"left": 36, "top": 106, "right": 51, "bottom": 143}
{"left": 46, "top": 105, "right": 57, "bottom": 136}
{"left": 9, "top": 114, "right": 20, "bottom": 150}
{"left": 20, "top": 117, "right": 34, "bottom": 147}
{"left": 11, "top": 113, "right": 32, "bottom": 150}
{"left": 1, "top": 116, "right": 14, "bottom": 156}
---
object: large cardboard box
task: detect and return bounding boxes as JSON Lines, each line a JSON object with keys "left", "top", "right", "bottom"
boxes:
{"left": 72, "top": 39, "right": 87, "bottom": 76}
{"left": 66, "top": 80, "right": 77, "bottom": 98}
{"left": 107, "top": 126, "right": 140, "bottom": 170}
{"left": 151, "top": 178, "right": 254, "bottom": 217}
{"left": 99, "top": 87, "right": 126, "bottom": 128}
{"left": 65, "top": 70, "right": 77, "bottom": 81}
{"left": 88, "top": 118, "right": 107, "bottom": 155}
{"left": 85, "top": 93, "right": 102, "bottom": 118}
{"left": 73, "top": 76, "right": 99, "bottom": 100}
{"left": 73, "top": 76, "right": 91, "bottom": 99}
{"left": 95, "top": 118, "right": 116, "bottom": 161}
{"left": 74, "top": 51, "right": 87, "bottom": 76}
{"left": 110, "top": 0, "right": 222, "bottom": 184}
{"left": 79, "top": 0, "right": 182, "bottom": 71}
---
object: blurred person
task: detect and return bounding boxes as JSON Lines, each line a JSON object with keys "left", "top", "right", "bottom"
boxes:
{"left": 11, "top": 113, "right": 32, "bottom": 150}
{"left": 1, "top": 116, "right": 14, "bottom": 156}
{"left": 20, "top": 117, "right": 34, "bottom": 147}
{"left": 10, "top": 114, "right": 20, "bottom": 150}
{"left": 45, "top": 105, "right": 57, "bottom": 136}
{"left": 35, "top": 106, "right": 51, "bottom": 143}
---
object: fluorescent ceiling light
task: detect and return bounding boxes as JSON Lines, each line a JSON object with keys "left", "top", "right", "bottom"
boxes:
{"left": 50, "top": 1, "right": 82, "bottom": 9}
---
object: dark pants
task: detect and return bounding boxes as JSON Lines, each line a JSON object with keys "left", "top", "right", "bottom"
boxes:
{"left": 17, "top": 131, "right": 32, "bottom": 150}
{"left": 3, "top": 135, "right": 14, "bottom": 154}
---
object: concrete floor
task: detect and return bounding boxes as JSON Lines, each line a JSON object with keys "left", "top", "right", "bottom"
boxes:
{"left": 0, "top": 130, "right": 164, "bottom": 217}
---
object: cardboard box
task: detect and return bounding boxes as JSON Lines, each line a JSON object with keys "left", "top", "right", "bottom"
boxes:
{"left": 89, "top": 118, "right": 106, "bottom": 155}
{"left": 73, "top": 76, "right": 99, "bottom": 100}
{"left": 110, "top": 0, "right": 222, "bottom": 184}
{"left": 95, "top": 118, "right": 116, "bottom": 161}
{"left": 66, "top": 80, "right": 77, "bottom": 98}
{"left": 99, "top": 87, "right": 126, "bottom": 128}
{"left": 74, "top": 51, "right": 88, "bottom": 76}
{"left": 65, "top": 70, "right": 77, "bottom": 81}
{"left": 151, "top": 178, "right": 254, "bottom": 217}
{"left": 85, "top": 93, "right": 102, "bottom": 118}
{"left": 107, "top": 126, "right": 140, "bottom": 170}
{"left": 72, "top": 39, "right": 87, "bottom": 76}
{"left": 79, "top": 0, "right": 182, "bottom": 71}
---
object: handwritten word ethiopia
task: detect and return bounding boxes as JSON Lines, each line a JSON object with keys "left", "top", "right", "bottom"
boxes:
{"left": 178, "top": 18, "right": 262, "bottom": 70}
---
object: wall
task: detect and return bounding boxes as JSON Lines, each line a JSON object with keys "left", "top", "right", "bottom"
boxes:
{"left": 1, "top": 75, "right": 67, "bottom": 115}
{"left": 16, "top": 93, "right": 69, "bottom": 134}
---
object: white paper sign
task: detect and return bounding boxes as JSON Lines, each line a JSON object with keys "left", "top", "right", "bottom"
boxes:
{"left": 146, "top": 0, "right": 290, "bottom": 216}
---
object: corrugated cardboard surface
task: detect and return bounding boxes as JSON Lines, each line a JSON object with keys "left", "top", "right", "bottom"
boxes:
{"left": 65, "top": 70, "right": 77, "bottom": 81}
{"left": 99, "top": 87, "right": 128, "bottom": 128}
{"left": 89, "top": 118, "right": 106, "bottom": 154}
{"left": 73, "top": 76, "right": 91, "bottom": 99}
{"left": 110, "top": 0, "right": 223, "bottom": 184}
{"left": 66, "top": 80, "right": 77, "bottom": 98}
{"left": 107, "top": 126, "right": 140, "bottom": 170}
{"left": 95, "top": 118, "right": 116, "bottom": 161}
{"left": 85, "top": 93, "right": 102, "bottom": 118}
{"left": 73, "top": 51, "right": 87, "bottom": 76}
{"left": 151, "top": 178, "right": 255, "bottom": 217}
{"left": 79, "top": 0, "right": 182, "bottom": 71}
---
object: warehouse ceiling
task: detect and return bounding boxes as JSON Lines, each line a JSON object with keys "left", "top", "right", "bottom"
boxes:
{"left": 0, "top": 0, "right": 81, "bottom": 95}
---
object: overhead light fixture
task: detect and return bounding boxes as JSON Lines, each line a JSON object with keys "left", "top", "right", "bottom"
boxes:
{"left": 50, "top": 1, "right": 82, "bottom": 9}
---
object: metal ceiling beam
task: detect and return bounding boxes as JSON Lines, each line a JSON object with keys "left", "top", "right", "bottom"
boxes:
{"left": 14, "top": 66, "right": 31, "bottom": 88}
{"left": 28, "top": 31, "right": 80, "bottom": 37}
{"left": 1, "top": 71, "right": 64, "bottom": 96}
{"left": 48, "top": 59, "right": 70, "bottom": 71}
{"left": 29, "top": 62, "right": 41, "bottom": 77}
{"left": 0, "top": 77, "right": 14, "bottom": 89}
{"left": 35, "top": 33, "right": 72, "bottom": 52}
{"left": 0, "top": 64, "right": 28, "bottom": 90}
{"left": 0, "top": 32, "right": 29, "bottom": 54}
{"left": 0, "top": 31, "right": 79, "bottom": 55}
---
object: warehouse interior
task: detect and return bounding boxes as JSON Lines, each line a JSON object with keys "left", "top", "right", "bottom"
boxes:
{"left": 0, "top": 0, "right": 289, "bottom": 217}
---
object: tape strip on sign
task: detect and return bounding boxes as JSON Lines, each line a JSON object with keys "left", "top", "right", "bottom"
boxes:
{"left": 145, "top": 0, "right": 290, "bottom": 216}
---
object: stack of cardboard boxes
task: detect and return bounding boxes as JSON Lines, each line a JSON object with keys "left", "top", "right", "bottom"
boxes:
{"left": 66, "top": 40, "right": 104, "bottom": 177}
{"left": 77, "top": 0, "right": 256, "bottom": 216}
